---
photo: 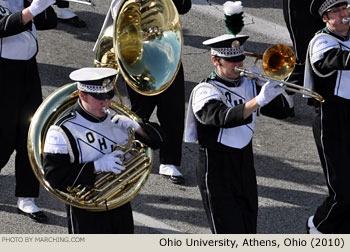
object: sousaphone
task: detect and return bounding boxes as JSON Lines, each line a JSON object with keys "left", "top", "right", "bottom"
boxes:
{"left": 28, "top": 0, "right": 183, "bottom": 211}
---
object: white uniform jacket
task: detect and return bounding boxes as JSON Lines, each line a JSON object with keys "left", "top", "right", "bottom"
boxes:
{"left": 0, "top": 0, "right": 37, "bottom": 60}
{"left": 304, "top": 30, "right": 350, "bottom": 101}
{"left": 185, "top": 74, "right": 257, "bottom": 150}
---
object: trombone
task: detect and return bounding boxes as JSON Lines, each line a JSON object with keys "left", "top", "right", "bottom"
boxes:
{"left": 236, "top": 44, "right": 325, "bottom": 103}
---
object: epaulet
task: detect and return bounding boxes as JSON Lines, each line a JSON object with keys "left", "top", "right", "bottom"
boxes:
{"left": 43, "top": 125, "right": 69, "bottom": 155}
{"left": 308, "top": 33, "right": 338, "bottom": 78}
{"left": 192, "top": 81, "right": 227, "bottom": 106}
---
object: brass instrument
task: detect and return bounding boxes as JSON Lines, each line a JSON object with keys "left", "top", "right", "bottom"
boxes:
{"left": 95, "top": 0, "right": 183, "bottom": 95}
{"left": 240, "top": 44, "right": 325, "bottom": 103}
{"left": 94, "top": 25, "right": 117, "bottom": 69}
{"left": 27, "top": 83, "right": 153, "bottom": 211}
{"left": 28, "top": 0, "right": 182, "bottom": 211}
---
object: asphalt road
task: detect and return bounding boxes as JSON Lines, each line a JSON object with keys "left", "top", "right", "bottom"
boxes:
{"left": 0, "top": 0, "right": 327, "bottom": 234}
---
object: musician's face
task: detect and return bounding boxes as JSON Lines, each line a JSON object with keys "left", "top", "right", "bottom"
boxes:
{"left": 212, "top": 56, "right": 243, "bottom": 80}
{"left": 323, "top": 4, "right": 349, "bottom": 35}
{"left": 79, "top": 91, "right": 112, "bottom": 118}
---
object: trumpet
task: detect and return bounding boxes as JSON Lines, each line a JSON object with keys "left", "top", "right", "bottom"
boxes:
{"left": 237, "top": 44, "right": 325, "bottom": 103}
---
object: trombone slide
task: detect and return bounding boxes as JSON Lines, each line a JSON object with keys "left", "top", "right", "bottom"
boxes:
{"left": 235, "top": 66, "right": 325, "bottom": 103}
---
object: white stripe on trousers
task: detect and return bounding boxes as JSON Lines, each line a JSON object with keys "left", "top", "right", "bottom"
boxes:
{"left": 204, "top": 148, "right": 217, "bottom": 234}
{"left": 316, "top": 103, "right": 338, "bottom": 229}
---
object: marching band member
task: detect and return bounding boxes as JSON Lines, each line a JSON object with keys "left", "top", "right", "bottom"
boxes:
{"left": 0, "top": 0, "right": 55, "bottom": 223}
{"left": 304, "top": 0, "right": 350, "bottom": 234}
{"left": 42, "top": 67, "right": 163, "bottom": 233}
{"left": 282, "top": 0, "right": 324, "bottom": 112}
{"left": 95, "top": 0, "right": 190, "bottom": 184}
{"left": 185, "top": 1, "right": 284, "bottom": 233}
{"left": 124, "top": 0, "right": 190, "bottom": 184}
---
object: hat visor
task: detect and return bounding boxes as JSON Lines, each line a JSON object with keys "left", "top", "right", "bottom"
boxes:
{"left": 220, "top": 54, "right": 246, "bottom": 63}
{"left": 88, "top": 90, "right": 115, "bottom": 101}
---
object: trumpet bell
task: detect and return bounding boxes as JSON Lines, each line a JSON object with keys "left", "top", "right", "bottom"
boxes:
{"left": 262, "top": 44, "right": 296, "bottom": 80}
{"left": 113, "top": 0, "right": 183, "bottom": 96}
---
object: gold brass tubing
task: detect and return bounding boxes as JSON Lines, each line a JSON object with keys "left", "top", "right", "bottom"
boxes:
{"left": 83, "top": 152, "right": 149, "bottom": 203}
{"left": 94, "top": 162, "right": 149, "bottom": 204}
{"left": 112, "top": 76, "right": 124, "bottom": 106}
{"left": 28, "top": 82, "right": 153, "bottom": 211}
{"left": 235, "top": 66, "right": 325, "bottom": 103}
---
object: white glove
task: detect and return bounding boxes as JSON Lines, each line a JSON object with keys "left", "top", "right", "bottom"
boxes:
{"left": 111, "top": 114, "right": 141, "bottom": 131}
{"left": 94, "top": 150, "right": 125, "bottom": 174}
{"left": 28, "top": 0, "right": 56, "bottom": 17}
{"left": 255, "top": 80, "right": 284, "bottom": 107}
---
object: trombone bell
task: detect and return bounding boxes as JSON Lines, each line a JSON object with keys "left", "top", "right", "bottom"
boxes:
{"left": 262, "top": 44, "right": 296, "bottom": 80}
{"left": 239, "top": 44, "right": 325, "bottom": 103}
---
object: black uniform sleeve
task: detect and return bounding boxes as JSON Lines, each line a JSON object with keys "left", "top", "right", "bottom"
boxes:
{"left": 0, "top": 10, "right": 32, "bottom": 38}
{"left": 196, "top": 99, "right": 252, "bottom": 128}
{"left": 43, "top": 153, "right": 96, "bottom": 191}
{"left": 313, "top": 48, "right": 350, "bottom": 75}
{"left": 136, "top": 121, "right": 165, "bottom": 150}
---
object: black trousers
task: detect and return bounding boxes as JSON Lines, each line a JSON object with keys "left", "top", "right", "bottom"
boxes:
{"left": 56, "top": 0, "right": 69, "bottom": 8}
{"left": 67, "top": 202, "right": 134, "bottom": 234}
{"left": 312, "top": 103, "right": 350, "bottom": 233}
{"left": 0, "top": 57, "right": 42, "bottom": 197}
{"left": 282, "top": 0, "right": 324, "bottom": 86}
{"left": 196, "top": 143, "right": 258, "bottom": 234}
{"left": 126, "top": 64, "right": 185, "bottom": 166}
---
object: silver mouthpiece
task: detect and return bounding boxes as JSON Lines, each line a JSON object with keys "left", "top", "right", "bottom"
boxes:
{"left": 102, "top": 107, "right": 111, "bottom": 115}
{"left": 342, "top": 17, "right": 350, "bottom": 24}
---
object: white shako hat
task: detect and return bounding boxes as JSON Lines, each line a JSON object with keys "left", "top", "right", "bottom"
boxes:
{"left": 70, "top": 67, "right": 117, "bottom": 101}
{"left": 203, "top": 34, "right": 249, "bottom": 62}
{"left": 310, "top": 0, "right": 349, "bottom": 17}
